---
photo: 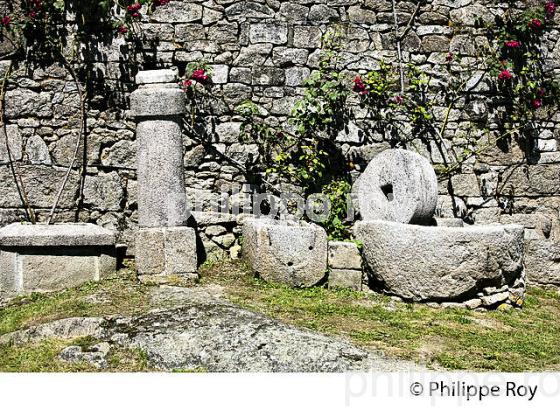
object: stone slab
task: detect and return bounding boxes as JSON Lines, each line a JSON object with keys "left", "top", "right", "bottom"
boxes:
{"left": 191, "top": 210, "right": 238, "bottom": 225}
{"left": 0, "top": 223, "right": 116, "bottom": 247}
{"left": 135, "top": 227, "right": 198, "bottom": 276}
{"left": 352, "top": 149, "right": 438, "bottom": 224}
{"left": 354, "top": 220, "right": 525, "bottom": 302}
{"left": 242, "top": 218, "right": 327, "bottom": 288}
{"left": 434, "top": 218, "right": 464, "bottom": 227}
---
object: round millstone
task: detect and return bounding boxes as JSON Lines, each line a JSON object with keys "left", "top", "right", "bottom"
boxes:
{"left": 352, "top": 149, "right": 438, "bottom": 224}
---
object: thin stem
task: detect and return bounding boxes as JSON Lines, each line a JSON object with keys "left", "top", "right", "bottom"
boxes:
{"left": 46, "top": 54, "right": 86, "bottom": 225}
{"left": 1, "top": 61, "right": 36, "bottom": 223}
{"left": 392, "top": 0, "right": 405, "bottom": 94}
{"left": 397, "top": 2, "right": 422, "bottom": 42}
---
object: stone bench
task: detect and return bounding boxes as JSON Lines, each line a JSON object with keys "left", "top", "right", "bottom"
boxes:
{"left": 0, "top": 223, "right": 116, "bottom": 294}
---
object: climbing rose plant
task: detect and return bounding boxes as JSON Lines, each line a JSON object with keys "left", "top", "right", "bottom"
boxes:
{"left": 0, "top": 1, "right": 171, "bottom": 43}
{"left": 488, "top": 1, "right": 559, "bottom": 122}
{"left": 0, "top": 1, "right": 172, "bottom": 224}
{"left": 352, "top": 1, "right": 559, "bottom": 172}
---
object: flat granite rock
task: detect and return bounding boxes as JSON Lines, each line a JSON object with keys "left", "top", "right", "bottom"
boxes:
{"left": 354, "top": 220, "right": 525, "bottom": 302}
{"left": 135, "top": 69, "right": 178, "bottom": 85}
{"left": 352, "top": 149, "right": 438, "bottom": 224}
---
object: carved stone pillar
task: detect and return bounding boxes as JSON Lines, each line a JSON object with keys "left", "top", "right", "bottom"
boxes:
{"left": 130, "top": 69, "right": 197, "bottom": 279}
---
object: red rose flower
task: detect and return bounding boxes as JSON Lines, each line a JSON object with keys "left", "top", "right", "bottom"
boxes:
{"left": 505, "top": 40, "right": 521, "bottom": 48}
{"left": 532, "top": 98, "right": 542, "bottom": 109}
{"left": 498, "top": 69, "right": 512, "bottom": 81}
{"left": 153, "top": 0, "right": 170, "bottom": 6}
{"left": 528, "top": 18, "right": 543, "bottom": 30}
{"left": 191, "top": 69, "right": 209, "bottom": 83}
{"left": 182, "top": 79, "right": 193, "bottom": 89}
{"left": 127, "top": 3, "right": 142, "bottom": 12}
{"left": 446, "top": 52, "right": 454, "bottom": 62}
{"left": 1, "top": 15, "right": 10, "bottom": 27}
{"left": 117, "top": 25, "right": 128, "bottom": 34}
{"left": 353, "top": 76, "right": 368, "bottom": 95}
{"left": 392, "top": 95, "right": 405, "bottom": 105}
{"left": 545, "top": 1, "right": 557, "bottom": 18}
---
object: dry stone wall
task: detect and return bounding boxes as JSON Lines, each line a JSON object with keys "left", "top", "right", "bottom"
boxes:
{"left": 1, "top": 0, "right": 560, "bottom": 285}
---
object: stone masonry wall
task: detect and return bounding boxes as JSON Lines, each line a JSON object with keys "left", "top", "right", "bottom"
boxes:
{"left": 0, "top": 0, "right": 560, "bottom": 285}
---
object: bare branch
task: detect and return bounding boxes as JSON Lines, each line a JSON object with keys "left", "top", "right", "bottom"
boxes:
{"left": 46, "top": 54, "right": 86, "bottom": 225}
{"left": 1, "top": 60, "right": 36, "bottom": 224}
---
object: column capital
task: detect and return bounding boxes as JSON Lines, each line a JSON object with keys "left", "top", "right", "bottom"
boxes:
{"left": 130, "top": 69, "right": 185, "bottom": 119}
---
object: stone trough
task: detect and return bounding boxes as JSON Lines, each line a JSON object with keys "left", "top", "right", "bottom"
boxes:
{"left": 242, "top": 218, "right": 327, "bottom": 288}
{"left": 354, "top": 220, "right": 525, "bottom": 306}
{"left": 0, "top": 223, "right": 116, "bottom": 295}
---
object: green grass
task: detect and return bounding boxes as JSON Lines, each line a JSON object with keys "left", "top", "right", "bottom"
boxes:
{"left": 0, "top": 263, "right": 150, "bottom": 336}
{"left": 200, "top": 260, "right": 560, "bottom": 372}
{"left": 0, "top": 337, "right": 151, "bottom": 372}
{"left": 1, "top": 259, "right": 559, "bottom": 372}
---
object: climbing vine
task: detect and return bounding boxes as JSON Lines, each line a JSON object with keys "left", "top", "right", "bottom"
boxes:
{"left": 0, "top": 1, "right": 558, "bottom": 233}
{"left": 237, "top": 1, "right": 558, "bottom": 237}
{"left": 488, "top": 1, "right": 559, "bottom": 122}
{"left": 238, "top": 28, "right": 354, "bottom": 239}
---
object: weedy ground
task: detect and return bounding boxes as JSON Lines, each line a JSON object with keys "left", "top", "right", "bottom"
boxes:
{"left": 1, "top": 259, "right": 559, "bottom": 372}
{"left": 199, "top": 260, "right": 560, "bottom": 372}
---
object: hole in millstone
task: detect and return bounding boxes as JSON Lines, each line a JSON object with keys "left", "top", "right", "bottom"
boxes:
{"left": 287, "top": 262, "right": 294, "bottom": 267}
{"left": 380, "top": 184, "right": 394, "bottom": 202}
{"left": 308, "top": 246, "right": 314, "bottom": 251}
{"left": 259, "top": 200, "right": 271, "bottom": 215}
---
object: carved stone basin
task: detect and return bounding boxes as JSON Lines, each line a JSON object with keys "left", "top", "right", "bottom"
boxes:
{"left": 242, "top": 218, "right": 327, "bottom": 288}
{"left": 354, "top": 220, "right": 525, "bottom": 303}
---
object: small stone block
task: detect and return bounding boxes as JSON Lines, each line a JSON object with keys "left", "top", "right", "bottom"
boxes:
{"left": 135, "top": 228, "right": 166, "bottom": 274}
{"left": 328, "top": 241, "right": 362, "bottom": 270}
{"left": 434, "top": 218, "right": 464, "bottom": 227}
{"left": 165, "top": 227, "right": 198, "bottom": 275}
{"left": 136, "top": 69, "right": 178, "bottom": 85}
{"left": 135, "top": 227, "right": 197, "bottom": 276}
{"left": 480, "top": 291, "right": 509, "bottom": 307}
{"left": 328, "top": 269, "right": 363, "bottom": 291}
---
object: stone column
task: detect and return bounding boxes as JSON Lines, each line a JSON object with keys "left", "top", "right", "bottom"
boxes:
{"left": 130, "top": 69, "right": 197, "bottom": 279}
